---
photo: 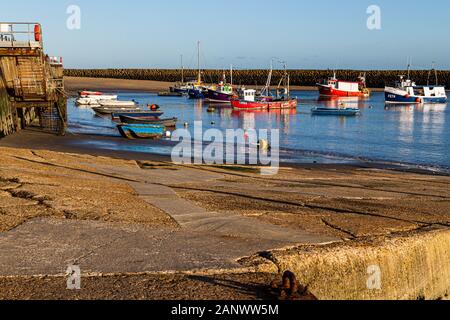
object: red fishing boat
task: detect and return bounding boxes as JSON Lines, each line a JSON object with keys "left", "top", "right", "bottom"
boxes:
{"left": 231, "top": 93, "right": 297, "bottom": 110}
{"left": 317, "top": 72, "right": 370, "bottom": 97}
{"left": 231, "top": 62, "right": 297, "bottom": 111}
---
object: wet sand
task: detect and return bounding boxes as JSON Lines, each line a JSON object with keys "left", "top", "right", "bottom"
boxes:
{"left": 64, "top": 76, "right": 384, "bottom": 96}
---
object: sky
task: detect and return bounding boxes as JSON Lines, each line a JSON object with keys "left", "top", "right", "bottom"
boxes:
{"left": 2, "top": 0, "right": 450, "bottom": 69}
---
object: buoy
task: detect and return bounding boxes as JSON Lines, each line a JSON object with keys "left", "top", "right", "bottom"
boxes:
{"left": 34, "top": 24, "right": 41, "bottom": 42}
{"left": 184, "top": 122, "right": 188, "bottom": 127}
{"left": 258, "top": 139, "right": 270, "bottom": 151}
{"left": 211, "top": 121, "right": 215, "bottom": 125}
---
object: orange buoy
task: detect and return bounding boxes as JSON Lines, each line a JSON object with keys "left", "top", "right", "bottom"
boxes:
{"left": 34, "top": 24, "right": 41, "bottom": 42}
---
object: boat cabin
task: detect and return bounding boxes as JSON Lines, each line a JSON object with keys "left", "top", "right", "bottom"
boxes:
{"left": 242, "top": 89, "right": 256, "bottom": 102}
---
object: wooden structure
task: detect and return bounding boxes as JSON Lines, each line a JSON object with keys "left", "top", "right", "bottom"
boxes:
{"left": 0, "top": 22, "right": 66, "bottom": 137}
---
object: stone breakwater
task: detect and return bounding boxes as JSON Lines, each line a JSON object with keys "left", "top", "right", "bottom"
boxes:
{"left": 64, "top": 69, "right": 450, "bottom": 88}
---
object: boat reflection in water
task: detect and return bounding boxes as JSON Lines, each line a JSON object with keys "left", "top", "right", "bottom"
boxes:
{"left": 317, "top": 95, "right": 368, "bottom": 110}
{"left": 231, "top": 108, "right": 297, "bottom": 135}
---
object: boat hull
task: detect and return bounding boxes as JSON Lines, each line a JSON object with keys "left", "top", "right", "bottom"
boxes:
{"left": 111, "top": 111, "right": 164, "bottom": 119}
{"left": 318, "top": 85, "right": 367, "bottom": 97}
{"left": 188, "top": 88, "right": 206, "bottom": 99}
{"left": 205, "top": 89, "right": 234, "bottom": 103}
{"left": 311, "top": 108, "right": 360, "bottom": 116}
{"left": 117, "top": 124, "right": 166, "bottom": 140}
{"left": 93, "top": 107, "right": 141, "bottom": 115}
{"left": 385, "top": 88, "right": 447, "bottom": 104}
{"left": 231, "top": 99, "right": 297, "bottom": 110}
{"left": 119, "top": 115, "right": 178, "bottom": 127}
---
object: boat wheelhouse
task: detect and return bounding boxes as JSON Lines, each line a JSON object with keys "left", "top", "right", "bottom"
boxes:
{"left": 317, "top": 73, "right": 370, "bottom": 97}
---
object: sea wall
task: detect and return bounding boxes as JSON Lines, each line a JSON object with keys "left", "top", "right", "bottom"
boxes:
{"left": 64, "top": 69, "right": 450, "bottom": 88}
{"left": 244, "top": 229, "right": 450, "bottom": 300}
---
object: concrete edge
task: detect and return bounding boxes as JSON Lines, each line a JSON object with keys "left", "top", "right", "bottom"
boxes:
{"left": 241, "top": 228, "right": 450, "bottom": 300}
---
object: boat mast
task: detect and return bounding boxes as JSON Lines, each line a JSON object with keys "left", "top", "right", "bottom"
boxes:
{"left": 181, "top": 54, "right": 184, "bottom": 84}
{"left": 262, "top": 60, "right": 273, "bottom": 97}
{"left": 197, "top": 41, "right": 201, "bottom": 84}
{"left": 407, "top": 57, "right": 411, "bottom": 80}
{"left": 230, "top": 64, "right": 233, "bottom": 87}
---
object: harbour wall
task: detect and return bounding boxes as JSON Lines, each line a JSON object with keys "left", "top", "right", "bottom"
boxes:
{"left": 244, "top": 228, "right": 450, "bottom": 300}
{"left": 64, "top": 69, "right": 450, "bottom": 88}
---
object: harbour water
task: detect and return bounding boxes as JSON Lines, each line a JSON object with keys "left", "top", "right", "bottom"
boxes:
{"left": 68, "top": 91, "right": 450, "bottom": 173}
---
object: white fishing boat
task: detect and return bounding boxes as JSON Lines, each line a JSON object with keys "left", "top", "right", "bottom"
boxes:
{"left": 98, "top": 100, "right": 136, "bottom": 107}
{"left": 385, "top": 62, "right": 447, "bottom": 104}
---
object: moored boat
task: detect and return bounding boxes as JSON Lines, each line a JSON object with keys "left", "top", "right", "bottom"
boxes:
{"left": 76, "top": 95, "right": 118, "bottom": 105}
{"left": 98, "top": 100, "right": 136, "bottom": 107}
{"left": 111, "top": 111, "right": 164, "bottom": 119}
{"left": 204, "top": 67, "right": 236, "bottom": 103}
{"left": 119, "top": 115, "right": 178, "bottom": 127}
{"left": 231, "top": 62, "right": 297, "bottom": 111}
{"left": 92, "top": 106, "right": 141, "bottom": 116}
{"left": 79, "top": 91, "right": 104, "bottom": 97}
{"left": 158, "top": 91, "right": 183, "bottom": 97}
{"left": 385, "top": 65, "right": 447, "bottom": 104}
{"left": 117, "top": 124, "right": 166, "bottom": 139}
{"left": 311, "top": 106, "right": 360, "bottom": 116}
{"left": 317, "top": 72, "right": 370, "bottom": 97}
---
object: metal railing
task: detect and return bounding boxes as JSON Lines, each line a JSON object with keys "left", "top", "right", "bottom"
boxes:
{"left": 0, "top": 22, "right": 43, "bottom": 48}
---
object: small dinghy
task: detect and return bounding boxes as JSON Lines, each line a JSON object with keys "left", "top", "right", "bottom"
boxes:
{"left": 119, "top": 115, "right": 178, "bottom": 127}
{"left": 111, "top": 111, "right": 164, "bottom": 120}
{"left": 158, "top": 91, "right": 183, "bottom": 97}
{"left": 98, "top": 100, "right": 136, "bottom": 107}
{"left": 92, "top": 106, "right": 141, "bottom": 116}
{"left": 76, "top": 95, "right": 118, "bottom": 105}
{"left": 311, "top": 106, "right": 360, "bottom": 116}
{"left": 117, "top": 124, "right": 166, "bottom": 139}
{"left": 79, "top": 91, "right": 104, "bottom": 97}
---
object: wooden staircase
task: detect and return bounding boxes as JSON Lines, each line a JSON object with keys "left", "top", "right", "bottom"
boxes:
{"left": 14, "top": 56, "right": 47, "bottom": 101}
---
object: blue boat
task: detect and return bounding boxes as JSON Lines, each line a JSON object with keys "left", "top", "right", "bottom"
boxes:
{"left": 385, "top": 66, "right": 447, "bottom": 104}
{"left": 111, "top": 111, "right": 164, "bottom": 120}
{"left": 117, "top": 124, "right": 166, "bottom": 139}
{"left": 188, "top": 87, "right": 207, "bottom": 99}
{"left": 311, "top": 107, "right": 361, "bottom": 116}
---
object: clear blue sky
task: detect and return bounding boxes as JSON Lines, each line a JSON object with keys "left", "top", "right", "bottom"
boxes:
{"left": 3, "top": 0, "right": 450, "bottom": 69}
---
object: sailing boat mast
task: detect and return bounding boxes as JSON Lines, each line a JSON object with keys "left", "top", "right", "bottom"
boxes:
{"left": 181, "top": 54, "right": 184, "bottom": 84}
{"left": 230, "top": 64, "right": 233, "bottom": 87}
{"left": 197, "top": 41, "right": 201, "bottom": 84}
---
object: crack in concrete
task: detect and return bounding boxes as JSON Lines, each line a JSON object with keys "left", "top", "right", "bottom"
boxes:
{"left": 320, "top": 218, "right": 357, "bottom": 240}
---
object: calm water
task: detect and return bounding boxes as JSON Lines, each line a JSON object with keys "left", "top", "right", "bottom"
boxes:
{"left": 68, "top": 91, "right": 450, "bottom": 173}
